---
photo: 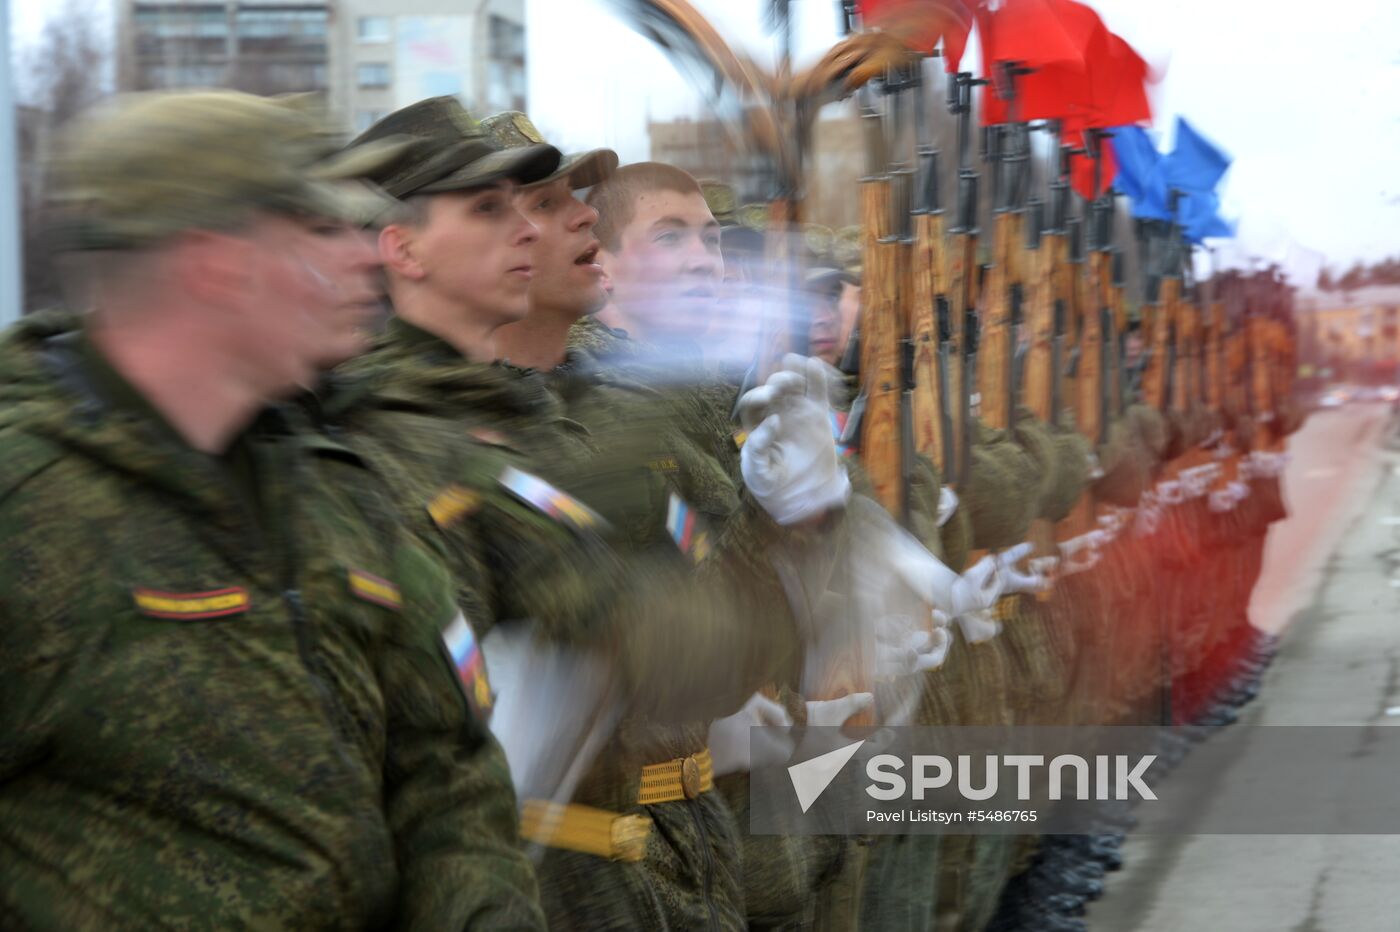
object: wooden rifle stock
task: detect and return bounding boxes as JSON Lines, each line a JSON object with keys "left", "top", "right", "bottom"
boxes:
{"left": 858, "top": 172, "right": 903, "bottom": 518}
{"left": 911, "top": 207, "right": 951, "bottom": 474}
{"left": 978, "top": 211, "right": 1015, "bottom": 430}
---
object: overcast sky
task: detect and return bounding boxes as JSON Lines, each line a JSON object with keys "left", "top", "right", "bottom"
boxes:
{"left": 11, "top": 0, "right": 1399, "bottom": 277}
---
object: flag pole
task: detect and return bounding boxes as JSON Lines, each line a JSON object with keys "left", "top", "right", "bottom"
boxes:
{"left": 0, "top": 0, "right": 21, "bottom": 323}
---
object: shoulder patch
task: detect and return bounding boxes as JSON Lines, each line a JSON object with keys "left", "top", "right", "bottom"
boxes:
{"left": 133, "top": 586, "right": 249, "bottom": 620}
{"left": 732, "top": 428, "right": 748, "bottom": 450}
{"left": 347, "top": 568, "right": 402, "bottom": 611}
{"left": 665, "top": 493, "right": 712, "bottom": 564}
{"left": 427, "top": 483, "right": 483, "bottom": 530}
{"left": 442, "top": 611, "right": 493, "bottom": 719}
{"left": 498, "top": 465, "right": 605, "bottom": 535}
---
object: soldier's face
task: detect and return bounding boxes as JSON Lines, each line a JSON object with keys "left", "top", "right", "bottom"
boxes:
{"left": 516, "top": 177, "right": 607, "bottom": 318}
{"left": 241, "top": 213, "right": 381, "bottom": 386}
{"left": 388, "top": 184, "right": 539, "bottom": 326}
{"left": 599, "top": 189, "right": 722, "bottom": 342}
{"left": 808, "top": 289, "right": 843, "bottom": 366}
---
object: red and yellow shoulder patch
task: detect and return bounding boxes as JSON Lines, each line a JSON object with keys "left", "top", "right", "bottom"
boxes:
{"left": 427, "top": 483, "right": 483, "bottom": 530}
{"left": 347, "top": 569, "right": 402, "bottom": 611}
{"left": 132, "top": 586, "right": 249, "bottom": 620}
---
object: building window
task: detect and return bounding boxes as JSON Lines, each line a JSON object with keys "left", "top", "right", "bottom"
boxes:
{"left": 355, "top": 110, "right": 388, "bottom": 132}
{"left": 144, "top": 63, "right": 227, "bottom": 89}
{"left": 489, "top": 15, "right": 525, "bottom": 60}
{"left": 357, "top": 16, "right": 391, "bottom": 43}
{"left": 487, "top": 15, "right": 525, "bottom": 112}
{"left": 357, "top": 63, "right": 390, "bottom": 89}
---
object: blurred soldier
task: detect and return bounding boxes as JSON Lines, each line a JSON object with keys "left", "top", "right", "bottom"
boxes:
{"left": 805, "top": 266, "right": 853, "bottom": 368}
{"left": 0, "top": 90, "right": 543, "bottom": 929}
{"left": 339, "top": 101, "right": 842, "bottom": 931}
{"left": 485, "top": 115, "right": 873, "bottom": 932}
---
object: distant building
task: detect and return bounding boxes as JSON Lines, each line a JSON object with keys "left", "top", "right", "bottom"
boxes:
{"left": 1298, "top": 285, "right": 1400, "bottom": 381}
{"left": 118, "top": 1, "right": 331, "bottom": 95}
{"left": 327, "top": 0, "right": 527, "bottom": 134}
{"left": 117, "top": 1, "right": 528, "bottom": 133}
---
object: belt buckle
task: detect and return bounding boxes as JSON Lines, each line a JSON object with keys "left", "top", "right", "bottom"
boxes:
{"left": 681, "top": 755, "right": 703, "bottom": 800}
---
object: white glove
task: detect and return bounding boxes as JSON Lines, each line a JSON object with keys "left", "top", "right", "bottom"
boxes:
{"left": 739, "top": 354, "right": 851, "bottom": 525}
{"left": 949, "top": 554, "right": 1005, "bottom": 616}
{"left": 956, "top": 608, "right": 1002, "bottom": 643}
{"left": 1156, "top": 479, "right": 1184, "bottom": 506}
{"left": 875, "top": 614, "right": 952, "bottom": 679}
{"left": 936, "top": 487, "right": 960, "bottom": 527}
{"left": 806, "top": 692, "right": 875, "bottom": 727}
{"left": 1209, "top": 488, "right": 1237, "bottom": 513}
{"left": 708, "top": 692, "right": 796, "bottom": 777}
{"left": 994, "top": 542, "right": 1047, "bottom": 596}
{"left": 1134, "top": 503, "right": 1162, "bottom": 538}
{"left": 1086, "top": 452, "right": 1105, "bottom": 480}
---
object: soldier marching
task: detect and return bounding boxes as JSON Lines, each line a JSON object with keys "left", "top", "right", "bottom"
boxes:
{"left": 0, "top": 1, "right": 1302, "bottom": 930}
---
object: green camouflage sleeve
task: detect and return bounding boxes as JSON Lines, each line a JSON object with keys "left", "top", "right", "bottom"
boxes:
{"left": 374, "top": 536, "right": 546, "bottom": 931}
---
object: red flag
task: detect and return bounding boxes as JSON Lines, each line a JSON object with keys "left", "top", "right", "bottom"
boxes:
{"left": 856, "top": 0, "right": 976, "bottom": 56}
{"left": 978, "top": 0, "right": 1151, "bottom": 129}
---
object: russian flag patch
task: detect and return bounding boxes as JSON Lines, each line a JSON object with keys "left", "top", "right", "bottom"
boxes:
{"left": 666, "top": 494, "right": 711, "bottom": 564}
{"left": 442, "top": 611, "right": 492, "bottom": 719}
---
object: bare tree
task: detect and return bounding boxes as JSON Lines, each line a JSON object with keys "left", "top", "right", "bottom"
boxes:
{"left": 17, "top": 0, "right": 109, "bottom": 312}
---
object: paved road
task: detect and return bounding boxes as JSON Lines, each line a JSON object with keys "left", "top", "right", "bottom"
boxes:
{"left": 1089, "top": 403, "right": 1400, "bottom": 932}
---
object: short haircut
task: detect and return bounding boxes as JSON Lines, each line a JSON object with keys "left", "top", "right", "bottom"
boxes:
{"left": 586, "top": 161, "right": 704, "bottom": 253}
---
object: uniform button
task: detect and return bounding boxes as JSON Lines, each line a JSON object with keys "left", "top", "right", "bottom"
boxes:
{"left": 681, "top": 755, "right": 703, "bottom": 799}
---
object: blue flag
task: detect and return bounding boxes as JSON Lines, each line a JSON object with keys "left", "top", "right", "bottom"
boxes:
{"left": 1109, "top": 126, "right": 1170, "bottom": 220}
{"left": 1178, "top": 190, "right": 1236, "bottom": 244}
{"left": 1164, "top": 117, "right": 1231, "bottom": 193}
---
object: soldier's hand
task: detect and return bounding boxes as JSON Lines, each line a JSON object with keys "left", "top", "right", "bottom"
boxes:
{"left": 949, "top": 554, "right": 1004, "bottom": 616}
{"left": 739, "top": 355, "right": 851, "bottom": 525}
{"left": 954, "top": 607, "right": 1002, "bottom": 644}
{"left": 936, "top": 486, "right": 959, "bottom": 528}
{"left": 995, "top": 542, "right": 1047, "bottom": 596}
{"left": 708, "top": 692, "right": 796, "bottom": 777}
{"left": 805, "top": 692, "right": 875, "bottom": 728}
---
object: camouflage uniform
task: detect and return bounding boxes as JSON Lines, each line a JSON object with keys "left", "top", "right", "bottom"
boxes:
{"left": 566, "top": 318, "right": 866, "bottom": 932}
{"left": 337, "top": 318, "right": 814, "bottom": 931}
{"left": 0, "top": 312, "right": 543, "bottom": 930}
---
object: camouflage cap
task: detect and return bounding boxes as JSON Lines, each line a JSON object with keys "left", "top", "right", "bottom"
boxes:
{"left": 352, "top": 97, "right": 561, "bottom": 198}
{"left": 699, "top": 180, "right": 737, "bottom": 223}
{"left": 480, "top": 111, "right": 617, "bottom": 189}
{"left": 804, "top": 266, "right": 852, "bottom": 296}
{"left": 50, "top": 90, "right": 405, "bottom": 250}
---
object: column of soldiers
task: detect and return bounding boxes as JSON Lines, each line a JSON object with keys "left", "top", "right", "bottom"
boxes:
{"left": 0, "top": 84, "right": 1299, "bottom": 932}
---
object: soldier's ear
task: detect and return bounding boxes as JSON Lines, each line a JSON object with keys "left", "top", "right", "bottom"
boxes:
{"left": 379, "top": 224, "right": 425, "bottom": 281}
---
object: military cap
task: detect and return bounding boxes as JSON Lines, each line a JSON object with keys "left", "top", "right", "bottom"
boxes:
{"left": 804, "top": 266, "right": 853, "bottom": 297}
{"left": 50, "top": 90, "right": 404, "bottom": 250}
{"left": 699, "top": 180, "right": 737, "bottom": 224}
{"left": 480, "top": 111, "right": 617, "bottom": 189}
{"left": 737, "top": 202, "right": 771, "bottom": 232}
{"left": 351, "top": 96, "right": 560, "bottom": 199}
{"left": 833, "top": 225, "right": 864, "bottom": 279}
{"left": 802, "top": 224, "right": 835, "bottom": 263}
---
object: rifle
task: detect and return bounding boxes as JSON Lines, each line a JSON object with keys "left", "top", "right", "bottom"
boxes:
{"left": 1139, "top": 222, "right": 1172, "bottom": 412}
{"left": 856, "top": 101, "right": 904, "bottom": 517}
{"left": 1077, "top": 130, "right": 1113, "bottom": 447}
{"left": 947, "top": 71, "right": 985, "bottom": 487}
{"left": 978, "top": 63, "right": 1034, "bottom": 433}
{"left": 908, "top": 62, "right": 955, "bottom": 482}
{"left": 1111, "top": 248, "right": 1130, "bottom": 413}
{"left": 1023, "top": 196, "right": 1056, "bottom": 424}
